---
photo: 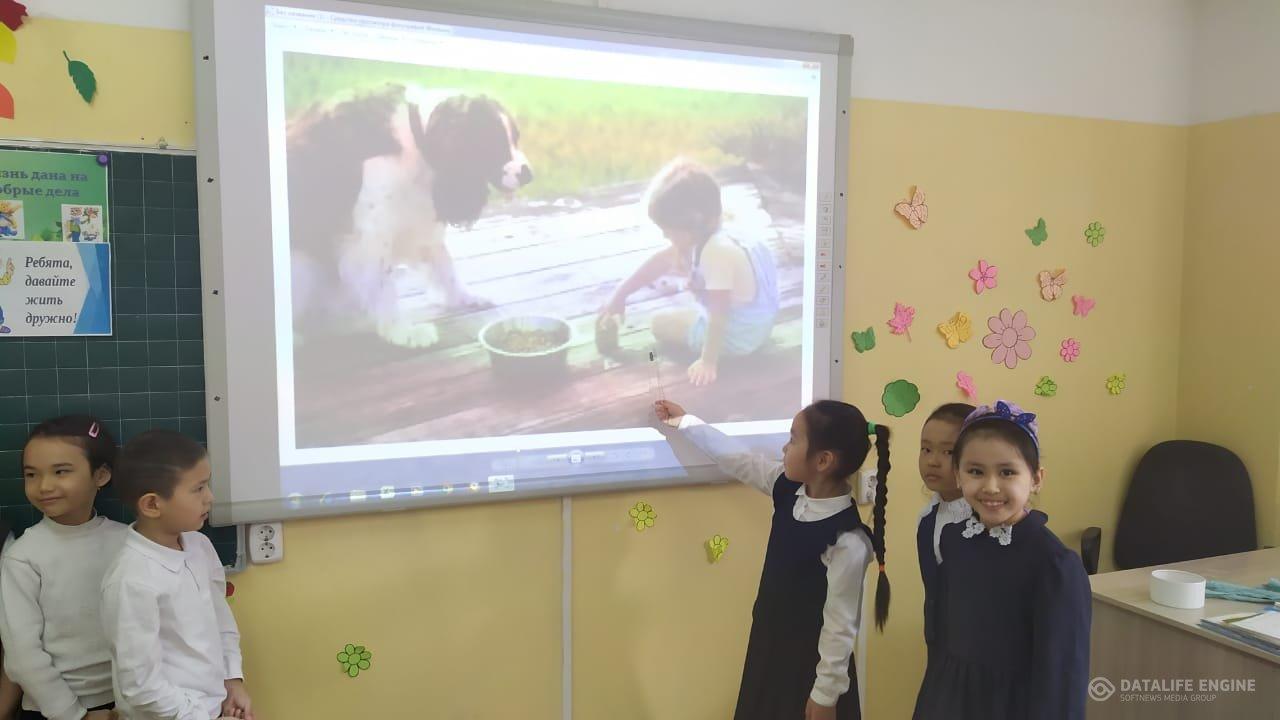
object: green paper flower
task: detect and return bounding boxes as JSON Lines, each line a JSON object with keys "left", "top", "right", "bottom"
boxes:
{"left": 1106, "top": 373, "right": 1127, "bottom": 396}
{"left": 337, "top": 644, "right": 372, "bottom": 678}
{"left": 1085, "top": 221, "right": 1105, "bottom": 247}
{"left": 629, "top": 502, "right": 656, "bottom": 531}
{"left": 1034, "top": 376, "right": 1058, "bottom": 397}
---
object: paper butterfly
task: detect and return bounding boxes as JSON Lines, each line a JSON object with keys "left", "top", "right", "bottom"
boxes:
{"left": 851, "top": 327, "right": 876, "bottom": 353}
{"left": 894, "top": 187, "right": 928, "bottom": 229}
{"left": 887, "top": 302, "right": 915, "bottom": 338}
{"left": 937, "top": 312, "right": 972, "bottom": 349}
{"left": 969, "top": 259, "right": 997, "bottom": 295}
{"left": 956, "top": 372, "right": 977, "bottom": 400}
{"left": 1038, "top": 268, "right": 1067, "bottom": 301}
{"left": 1072, "top": 294, "right": 1096, "bottom": 317}
{"left": 1025, "top": 218, "right": 1048, "bottom": 246}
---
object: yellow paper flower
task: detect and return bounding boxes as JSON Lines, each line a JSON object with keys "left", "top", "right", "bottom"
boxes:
{"left": 1106, "top": 373, "right": 1127, "bottom": 395}
{"left": 706, "top": 535, "right": 729, "bottom": 563}
{"left": 629, "top": 502, "right": 656, "bottom": 531}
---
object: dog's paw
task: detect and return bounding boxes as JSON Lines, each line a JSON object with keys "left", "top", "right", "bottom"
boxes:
{"left": 377, "top": 318, "right": 440, "bottom": 349}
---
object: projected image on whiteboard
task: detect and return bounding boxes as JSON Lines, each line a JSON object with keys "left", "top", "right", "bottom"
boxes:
{"left": 278, "top": 51, "right": 812, "bottom": 450}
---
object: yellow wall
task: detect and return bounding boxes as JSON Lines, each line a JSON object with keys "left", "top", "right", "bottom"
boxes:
{"left": 1178, "top": 113, "right": 1280, "bottom": 548}
{"left": 11, "top": 16, "right": 1268, "bottom": 720}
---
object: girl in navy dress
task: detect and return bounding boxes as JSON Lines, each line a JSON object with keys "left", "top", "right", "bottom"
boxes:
{"left": 915, "top": 403, "right": 974, "bottom": 655}
{"left": 656, "top": 398, "right": 891, "bottom": 720}
{"left": 913, "top": 401, "right": 1091, "bottom": 720}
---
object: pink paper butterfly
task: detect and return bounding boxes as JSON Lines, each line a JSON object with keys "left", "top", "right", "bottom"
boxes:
{"left": 1072, "top": 294, "right": 1096, "bottom": 317}
{"left": 956, "top": 372, "right": 977, "bottom": 400}
{"left": 969, "top": 260, "right": 998, "bottom": 295}
{"left": 1038, "top": 269, "right": 1067, "bottom": 301}
{"left": 894, "top": 187, "right": 928, "bottom": 229}
{"left": 887, "top": 302, "right": 915, "bottom": 339}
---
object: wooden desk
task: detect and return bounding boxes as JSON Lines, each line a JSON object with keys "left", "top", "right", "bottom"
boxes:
{"left": 1088, "top": 548, "right": 1280, "bottom": 718}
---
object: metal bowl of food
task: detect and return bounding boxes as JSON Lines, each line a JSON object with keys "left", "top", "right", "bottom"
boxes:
{"left": 478, "top": 315, "right": 574, "bottom": 380}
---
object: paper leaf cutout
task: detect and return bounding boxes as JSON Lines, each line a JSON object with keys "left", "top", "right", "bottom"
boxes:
{"left": 1106, "top": 373, "right": 1127, "bottom": 396}
{"left": 851, "top": 327, "right": 876, "bottom": 353}
{"left": 956, "top": 372, "right": 977, "bottom": 400}
{"left": 1038, "top": 268, "right": 1067, "bottom": 301}
{"left": 1060, "top": 338, "right": 1080, "bottom": 363}
{"left": 337, "top": 643, "right": 373, "bottom": 678}
{"left": 969, "top": 259, "right": 998, "bottom": 295}
{"left": 63, "top": 51, "right": 97, "bottom": 104}
{"left": 1034, "top": 376, "right": 1058, "bottom": 397}
{"left": 982, "top": 308, "right": 1035, "bottom": 370}
{"left": 1071, "top": 294, "right": 1096, "bottom": 318}
{"left": 887, "top": 302, "right": 915, "bottom": 339}
{"left": 0, "top": 81, "right": 11, "bottom": 120}
{"left": 0, "top": 24, "right": 14, "bottom": 64}
{"left": 937, "top": 311, "right": 972, "bottom": 349}
{"left": 706, "top": 535, "right": 729, "bottom": 563}
{"left": 0, "top": 2, "right": 26, "bottom": 32}
{"left": 894, "top": 187, "right": 927, "bottom": 229}
{"left": 882, "top": 379, "right": 921, "bottom": 418}
{"left": 628, "top": 501, "right": 656, "bottom": 532}
{"left": 1025, "top": 218, "right": 1048, "bottom": 246}
{"left": 1085, "top": 221, "right": 1105, "bottom": 247}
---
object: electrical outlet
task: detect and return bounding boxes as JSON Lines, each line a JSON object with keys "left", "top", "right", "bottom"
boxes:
{"left": 856, "top": 469, "right": 877, "bottom": 505}
{"left": 247, "top": 522, "right": 284, "bottom": 564}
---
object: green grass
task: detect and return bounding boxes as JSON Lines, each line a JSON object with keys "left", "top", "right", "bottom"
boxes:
{"left": 284, "top": 54, "right": 807, "bottom": 199}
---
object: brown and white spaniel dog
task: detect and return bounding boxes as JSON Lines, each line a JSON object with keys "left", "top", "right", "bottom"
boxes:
{"left": 286, "top": 84, "right": 532, "bottom": 348}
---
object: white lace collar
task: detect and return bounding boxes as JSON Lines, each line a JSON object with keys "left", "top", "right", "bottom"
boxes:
{"left": 961, "top": 513, "right": 1015, "bottom": 546}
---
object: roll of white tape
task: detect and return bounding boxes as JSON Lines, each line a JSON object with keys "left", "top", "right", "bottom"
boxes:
{"left": 1149, "top": 569, "right": 1207, "bottom": 609}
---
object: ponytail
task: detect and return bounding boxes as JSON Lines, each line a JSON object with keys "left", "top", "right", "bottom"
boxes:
{"left": 870, "top": 423, "right": 891, "bottom": 631}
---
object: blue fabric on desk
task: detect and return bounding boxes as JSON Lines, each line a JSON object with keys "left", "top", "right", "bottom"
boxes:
{"left": 1205, "top": 578, "right": 1280, "bottom": 603}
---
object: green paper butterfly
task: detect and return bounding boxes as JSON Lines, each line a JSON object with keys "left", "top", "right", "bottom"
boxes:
{"left": 1026, "top": 218, "right": 1048, "bottom": 246}
{"left": 851, "top": 327, "right": 876, "bottom": 353}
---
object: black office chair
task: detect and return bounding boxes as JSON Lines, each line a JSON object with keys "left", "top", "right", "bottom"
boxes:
{"left": 1112, "top": 440, "right": 1257, "bottom": 570}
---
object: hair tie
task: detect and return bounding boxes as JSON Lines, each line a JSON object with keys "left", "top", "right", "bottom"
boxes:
{"left": 88, "top": 422, "right": 100, "bottom": 439}
{"left": 878, "top": 562, "right": 886, "bottom": 573}
{"left": 867, "top": 422, "right": 877, "bottom": 436}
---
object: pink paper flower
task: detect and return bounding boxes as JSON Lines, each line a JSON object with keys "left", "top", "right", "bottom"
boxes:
{"left": 983, "top": 308, "right": 1035, "bottom": 369}
{"left": 1060, "top": 338, "right": 1081, "bottom": 363}
{"left": 968, "top": 260, "right": 998, "bottom": 295}
{"left": 956, "top": 372, "right": 977, "bottom": 400}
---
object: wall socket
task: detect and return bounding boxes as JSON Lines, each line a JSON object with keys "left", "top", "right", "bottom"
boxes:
{"left": 856, "top": 469, "right": 877, "bottom": 505}
{"left": 247, "top": 522, "right": 284, "bottom": 565}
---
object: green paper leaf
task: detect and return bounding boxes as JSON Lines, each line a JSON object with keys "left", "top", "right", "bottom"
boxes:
{"left": 881, "top": 379, "right": 921, "bottom": 418}
{"left": 63, "top": 51, "right": 97, "bottom": 104}
{"left": 1025, "top": 217, "right": 1048, "bottom": 246}
{"left": 851, "top": 327, "right": 876, "bottom": 353}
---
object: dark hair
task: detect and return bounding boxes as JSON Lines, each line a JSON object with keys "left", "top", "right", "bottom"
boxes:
{"left": 645, "top": 159, "right": 722, "bottom": 238}
{"left": 802, "top": 400, "right": 892, "bottom": 631}
{"left": 953, "top": 418, "right": 1040, "bottom": 472}
{"left": 113, "top": 430, "right": 208, "bottom": 510}
{"left": 26, "top": 415, "right": 116, "bottom": 475}
{"left": 926, "top": 403, "right": 976, "bottom": 426}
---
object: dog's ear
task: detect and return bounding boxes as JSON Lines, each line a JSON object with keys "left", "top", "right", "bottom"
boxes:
{"left": 414, "top": 95, "right": 512, "bottom": 227}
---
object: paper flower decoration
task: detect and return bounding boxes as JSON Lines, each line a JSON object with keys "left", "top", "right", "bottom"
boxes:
{"left": 969, "top": 260, "right": 998, "bottom": 295}
{"left": 629, "top": 501, "right": 656, "bottom": 531}
{"left": 1085, "top": 221, "right": 1105, "bottom": 247}
{"left": 1038, "top": 268, "right": 1067, "bottom": 301}
{"left": 937, "top": 312, "right": 972, "bottom": 349}
{"left": 982, "top": 309, "right": 1035, "bottom": 369}
{"left": 956, "top": 372, "right": 977, "bottom": 400}
{"left": 1106, "top": 374, "right": 1127, "bottom": 395}
{"left": 1072, "top": 295, "right": 1096, "bottom": 318}
{"left": 706, "top": 535, "right": 729, "bottom": 563}
{"left": 1060, "top": 338, "right": 1081, "bottom": 363}
{"left": 894, "top": 187, "right": 927, "bottom": 229}
{"left": 337, "top": 644, "right": 372, "bottom": 678}
{"left": 851, "top": 327, "right": 876, "bottom": 353}
{"left": 1034, "top": 376, "right": 1058, "bottom": 397}
{"left": 882, "top": 379, "right": 921, "bottom": 417}
{"left": 1026, "top": 218, "right": 1048, "bottom": 246}
{"left": 887, "top": 302, "right": 915, "bottom": 339}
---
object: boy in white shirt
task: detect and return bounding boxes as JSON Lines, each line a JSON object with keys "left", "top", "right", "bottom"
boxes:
{"left": 100, "top": 431, "right": 253, "bottom": 720}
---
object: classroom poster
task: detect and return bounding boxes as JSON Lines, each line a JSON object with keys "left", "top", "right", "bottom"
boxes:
{"left": 0, "top": 149, "right": 111, "bottom": 336}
